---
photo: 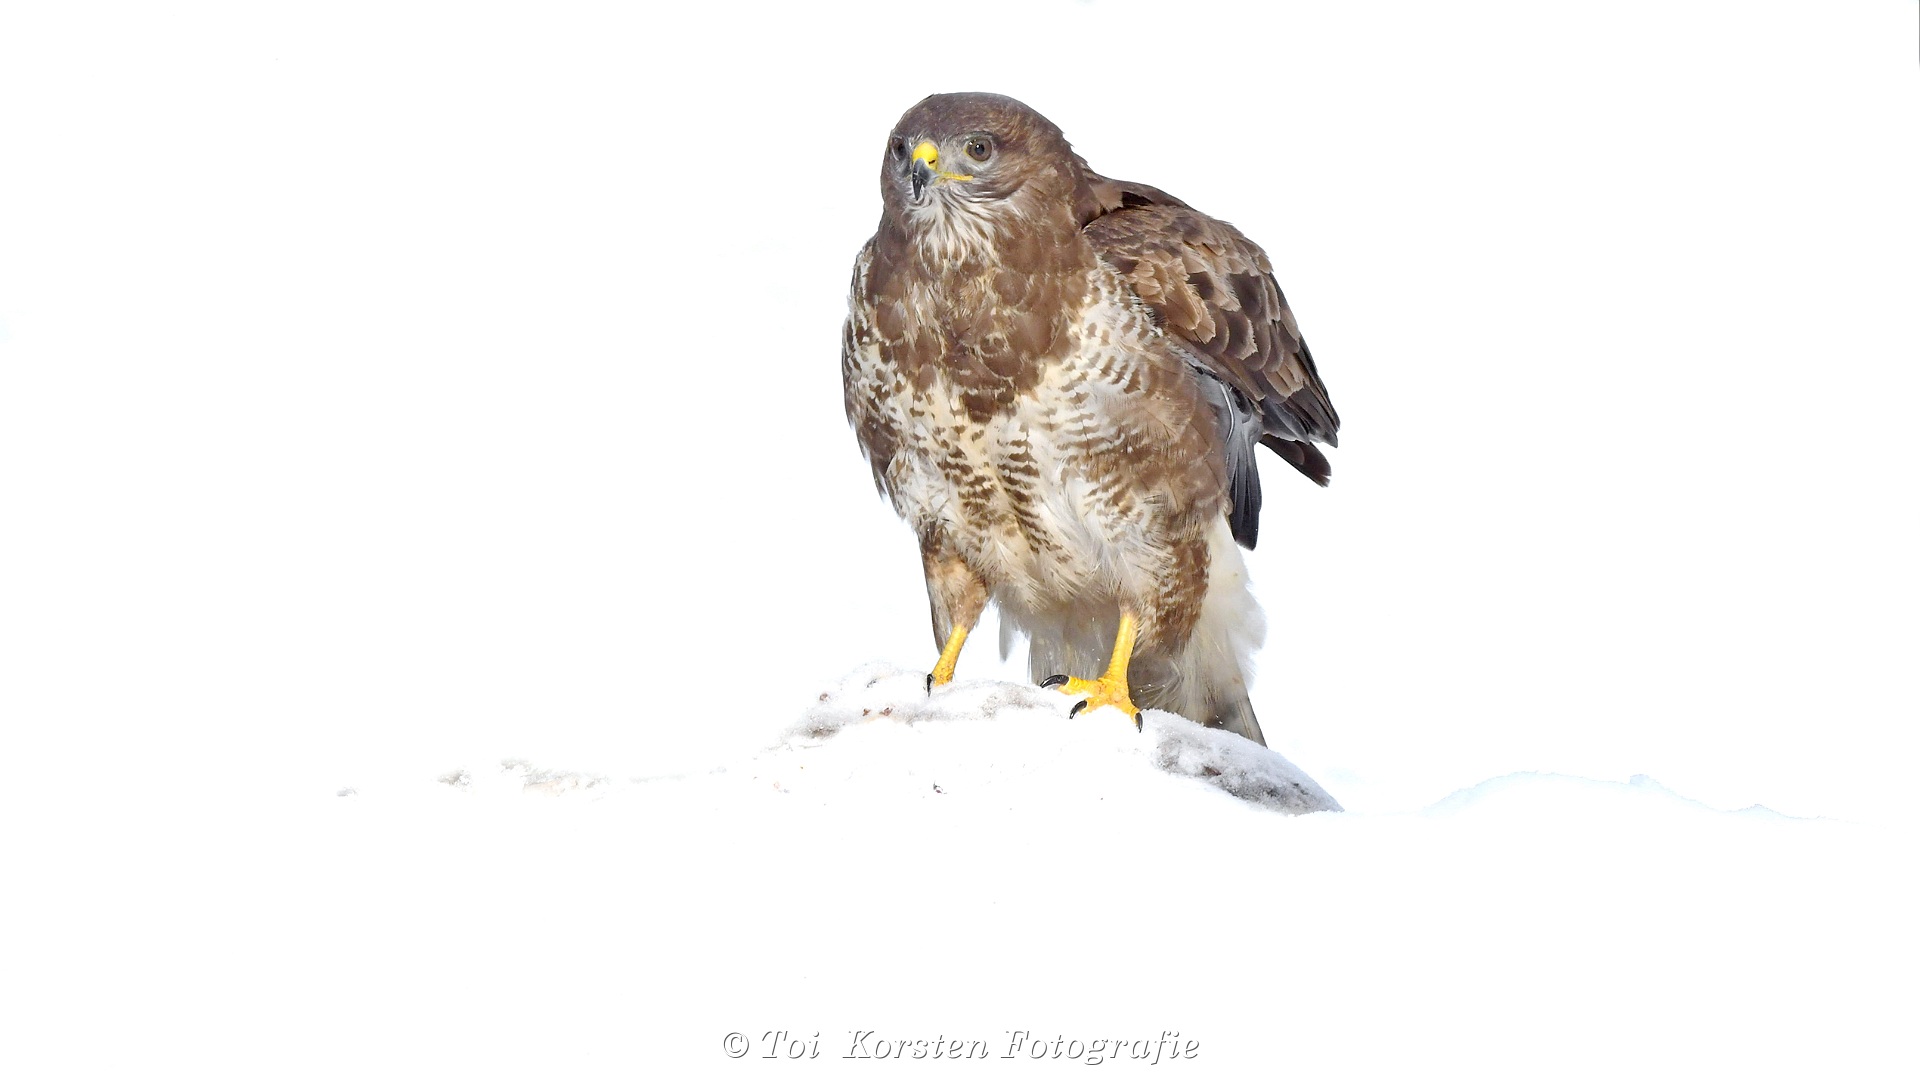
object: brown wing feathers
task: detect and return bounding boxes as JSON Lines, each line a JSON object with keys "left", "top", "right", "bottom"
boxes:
{"left": 1081, "top": 183, "right": 1340, "bottom": 537}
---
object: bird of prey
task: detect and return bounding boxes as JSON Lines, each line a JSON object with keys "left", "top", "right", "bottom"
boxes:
{"left": 841, "top": 92, "right": 1338, "bottom": 746}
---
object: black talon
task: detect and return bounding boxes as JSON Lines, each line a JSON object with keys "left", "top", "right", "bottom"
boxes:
{"left": 1040, "top": 674, "right": 1069, "bottom": 689}
{"left": 926, "top": 673, "right": 934, "bottom": 694}
{"left": 1069, "top": 699, "right": 1088, "bottom": 718}
{"left": 1133, "top": 711, "right": 1143, "bottom": 732}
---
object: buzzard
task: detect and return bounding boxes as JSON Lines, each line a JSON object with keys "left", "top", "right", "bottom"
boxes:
{"left": 841, "top": 93, "right": 1338, "bottom": 746}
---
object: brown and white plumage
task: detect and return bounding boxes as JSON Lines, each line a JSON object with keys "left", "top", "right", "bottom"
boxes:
{"left": 841, "top": 92, "right": 1338, "bottom": 746}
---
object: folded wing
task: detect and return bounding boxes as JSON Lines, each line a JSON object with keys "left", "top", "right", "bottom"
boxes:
{"left": 1082, "top": 179, "right": 1340, "bottom": 548}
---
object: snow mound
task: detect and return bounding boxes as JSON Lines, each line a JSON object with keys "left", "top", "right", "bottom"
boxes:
{"left": 778, "top": 662, "right": 1341, "bottom": 814}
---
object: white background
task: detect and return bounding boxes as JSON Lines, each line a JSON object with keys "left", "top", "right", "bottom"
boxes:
{"left": 3, "top": 2, "right": 1916, "bottom": 1074}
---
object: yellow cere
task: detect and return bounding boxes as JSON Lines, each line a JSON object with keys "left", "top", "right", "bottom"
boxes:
{"left": 911, "top": 139, "right": 973, "bottom": 183}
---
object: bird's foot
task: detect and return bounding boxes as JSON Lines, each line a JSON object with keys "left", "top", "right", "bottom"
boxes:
{"left": 927, "top": 625, "right": 968, "bottom": 693}
{"left": 1040, "top": 673, "right": 1144, "bottom": 731}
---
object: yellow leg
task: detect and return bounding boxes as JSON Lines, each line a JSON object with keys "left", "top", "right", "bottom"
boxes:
{"left": 928, "top": 624, "right": 969, "bottom": 688}
{"left": 1042, "top": 611, "right": 1144, "bottom": 729}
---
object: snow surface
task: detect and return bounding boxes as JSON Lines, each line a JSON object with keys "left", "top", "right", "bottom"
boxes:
{"left": 294, "top": 677, "right": 1909, "bottom": 1077}
{"left": 14, "top": 662, "right": 1912, "bottom": 1076}
{"left": 4, "top": 0, "right": 1919, "bottom": 1076}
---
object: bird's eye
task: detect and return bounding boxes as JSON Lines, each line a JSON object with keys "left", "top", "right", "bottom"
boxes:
{"left": 889, "top": 137, "right": 907, "bottom": 158}
{"left": 964, "top": 136, "right": 992, "bottom": 163}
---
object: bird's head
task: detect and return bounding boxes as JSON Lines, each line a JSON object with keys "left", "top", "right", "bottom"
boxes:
{"left": 878, "top": 93, "right": 1093, "bottom": 254}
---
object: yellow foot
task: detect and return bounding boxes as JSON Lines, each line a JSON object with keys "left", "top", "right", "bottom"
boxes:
{"left": 926, "top": 625, "right": 970, "bottom": 693}
{"left": 1040, "top": 673, "right": 1144, "bottom": 731}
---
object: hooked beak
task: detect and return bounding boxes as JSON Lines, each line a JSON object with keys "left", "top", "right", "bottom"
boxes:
{"left": 908, "top": 140, "right": 969, "bottom": 201}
